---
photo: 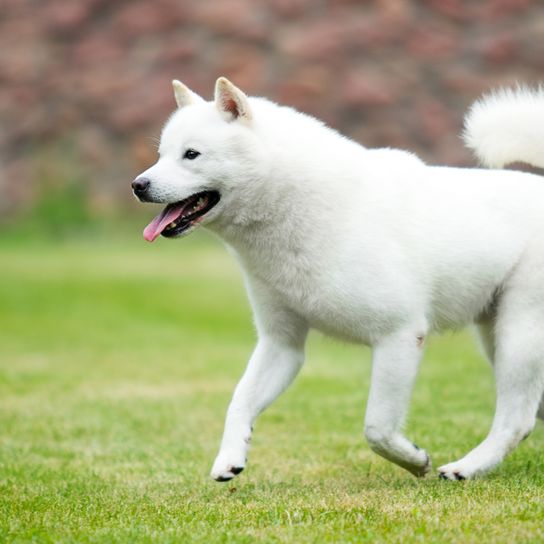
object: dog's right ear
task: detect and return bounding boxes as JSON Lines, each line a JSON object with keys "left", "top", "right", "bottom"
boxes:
{"left": 214, "top": 77, "right": 252, "bottom": 122}
{"left": 172, "top": 80, "right": 204, "bottom": 109}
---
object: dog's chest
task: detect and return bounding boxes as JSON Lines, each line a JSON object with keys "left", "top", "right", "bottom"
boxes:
{"left": 236, "top": 241, "right": 404, "bottom": 343}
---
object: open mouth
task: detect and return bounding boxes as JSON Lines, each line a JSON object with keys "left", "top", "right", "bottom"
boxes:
{"left": 143, "top": 190, "right": 220, "bottom": 242}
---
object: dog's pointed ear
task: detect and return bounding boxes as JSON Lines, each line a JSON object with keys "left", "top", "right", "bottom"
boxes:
{"left": 214, "top": 77, "right": 252, "bottom": 122}
{"left": 172, "top": 80, "right": 204, "bottom": 109}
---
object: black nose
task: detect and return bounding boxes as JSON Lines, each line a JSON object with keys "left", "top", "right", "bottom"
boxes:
{"left": 132, "top": 177, "right": 150, "bottom": 196}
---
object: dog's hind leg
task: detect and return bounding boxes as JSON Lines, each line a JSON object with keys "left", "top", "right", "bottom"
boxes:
{"left": 439, "top": 256, "right": 544, "bottom": 480}
{"left": 364, "top": 322, "right": 432, "bottom": 477}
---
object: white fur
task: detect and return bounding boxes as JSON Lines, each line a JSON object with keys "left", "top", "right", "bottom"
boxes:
{"left": 135, "top": 80, "right": 544, "bottom": 481}
{"left": 464, "top": 85, "right": 544, "bottom": 168}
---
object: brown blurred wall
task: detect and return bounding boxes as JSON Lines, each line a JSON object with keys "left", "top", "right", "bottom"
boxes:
{"left": 1, "top": 0, "right": 544, "bottom": 219}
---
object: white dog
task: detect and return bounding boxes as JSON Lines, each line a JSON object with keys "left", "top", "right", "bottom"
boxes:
{"left": 133, "top": 79, "right": 544, "bottom": 481}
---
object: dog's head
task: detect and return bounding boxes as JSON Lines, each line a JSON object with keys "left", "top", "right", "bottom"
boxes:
{"left": 133, "top": 77, "right": 268, "bottom": 242}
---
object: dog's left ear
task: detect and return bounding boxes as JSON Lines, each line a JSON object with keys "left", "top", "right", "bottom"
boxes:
{"left": 214, "top": 77, "right": 252, "bottom": 122}
{"left": 172, "top": 80, "right": 204, "bottom": 108}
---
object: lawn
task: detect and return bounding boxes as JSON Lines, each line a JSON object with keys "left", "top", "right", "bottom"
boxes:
{"left": 0, "top": 232, "right": 543, "bottom": 543}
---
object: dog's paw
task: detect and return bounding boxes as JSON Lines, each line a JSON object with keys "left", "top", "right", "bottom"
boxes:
{"left": 405, "top": 449, "right": 432, "bottom": 478}
{"left": 211, "top": 465, "right": 244, "bottom": 482}
{"left": 210, "top": 451, "right": 246, "bottom": 482}
{"left": 438, "top": 461, "right": 472, "bottom": 481}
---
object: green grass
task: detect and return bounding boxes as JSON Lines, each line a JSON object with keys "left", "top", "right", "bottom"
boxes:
{"left": 0, "top": 233, "right": 543, "bottom": 543}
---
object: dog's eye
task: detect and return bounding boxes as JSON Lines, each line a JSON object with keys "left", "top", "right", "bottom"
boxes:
{"left": 183, "top": 149, "right": 201, "bottom": 160}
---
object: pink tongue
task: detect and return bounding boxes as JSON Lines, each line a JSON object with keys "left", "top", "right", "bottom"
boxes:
{"left": 143, "top": 203, "right": 185, "bottom": 242}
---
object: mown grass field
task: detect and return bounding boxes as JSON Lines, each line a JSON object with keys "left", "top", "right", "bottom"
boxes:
{"left": 1, "top": 232, "right": 543, "bottom": 543}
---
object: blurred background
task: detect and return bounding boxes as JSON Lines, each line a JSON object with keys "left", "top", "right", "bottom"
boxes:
{"left": 2, "top": 0, "right": 544, "bottom": 234}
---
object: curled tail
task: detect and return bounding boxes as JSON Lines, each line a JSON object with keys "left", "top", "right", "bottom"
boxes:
{"left": 463, "top": 85, "right": 544, "bottom": 169}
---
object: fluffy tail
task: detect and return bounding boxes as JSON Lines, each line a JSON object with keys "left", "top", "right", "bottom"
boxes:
{"left": 463, "top": 85, "right": 544, "bottom": 169}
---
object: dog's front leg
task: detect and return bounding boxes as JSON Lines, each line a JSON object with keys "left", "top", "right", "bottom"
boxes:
{"left": 211, "top": 306, "right": 308, "bottom": 482}
{"left": 364, "top": 326, "right": 431, "bottom": 477}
